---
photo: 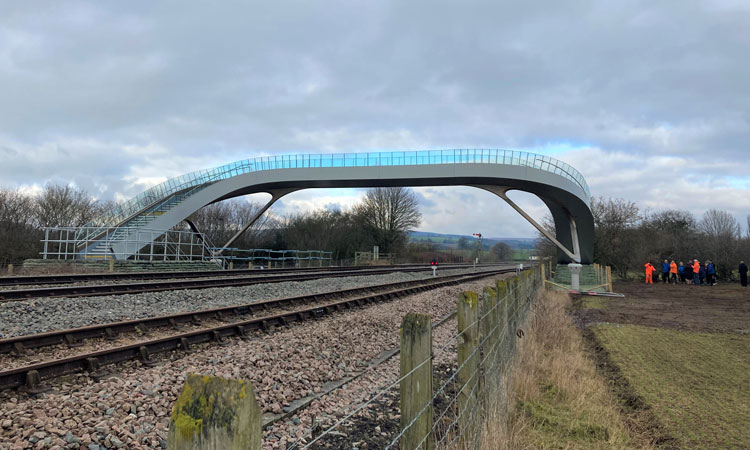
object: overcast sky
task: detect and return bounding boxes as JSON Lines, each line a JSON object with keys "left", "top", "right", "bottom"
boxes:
{"left": 1, "top": 0, "right": 748, "bottom": 238}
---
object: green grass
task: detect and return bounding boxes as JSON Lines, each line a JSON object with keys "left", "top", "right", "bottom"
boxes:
{"left": 592, "top": 324, "right": 750, "bottom": 449}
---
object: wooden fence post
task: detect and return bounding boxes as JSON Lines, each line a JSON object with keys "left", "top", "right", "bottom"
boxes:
{"left": 109, "top": 259, "right": 114, "bottom": 273}
{"left": 606, "top": 266, "right": 613, "bottom": 292}
{"left": 480, "top": 286, "right": 499, "bottom": 399}
{"left": 7, "top": 264, "right": 13, "bottom": 275}
{"left": 457, "top": 291, "right": 480, "bottom": 444}
{"left": 495, "top": 280, "right": 509, "bottom": 371}
{"left": 168, "top": 374, "right": 261, "bottom": 450}
{"left": 399, "top": 313, "right": 433, "bottom": 450}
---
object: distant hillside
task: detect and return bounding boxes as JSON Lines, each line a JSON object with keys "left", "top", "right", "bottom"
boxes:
{"left": 409, "top": 231, "right": 536, "bottom": 249}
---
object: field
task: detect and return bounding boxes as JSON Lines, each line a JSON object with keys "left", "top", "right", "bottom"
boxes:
{"left": 580, "top": 282, "right": 750, "bottom": 449}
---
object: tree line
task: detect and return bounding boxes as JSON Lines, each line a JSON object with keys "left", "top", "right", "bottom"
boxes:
{"left": 536, "top": 197, "right": 750, "bottom": 280}
{"left": 3, "top": 184, "right": 747, "bottom": 276}
{"left": 0, "top": 185, "right": 423, "bottom": 265}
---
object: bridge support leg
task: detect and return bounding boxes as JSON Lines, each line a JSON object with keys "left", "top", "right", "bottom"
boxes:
{"left": 214, "top": 188, "right": 298, "bottom": 255}
{"left": 476, "top": 186, "right": 582, "bottom": 263}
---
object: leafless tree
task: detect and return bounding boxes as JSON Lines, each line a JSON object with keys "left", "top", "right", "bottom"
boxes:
{"left": 533, "top": 214, "right": 558, "bottom": 260}
{"left": 590, "top": 197, "right": 641, "bottom": 278}
{"left": 0, "top": 188, "right": 40, "bottom": 264}
{"left": 354, "top": 187, "right": 422, "bottom": 253}
{"left": 699, "top": 209, "right": 740, "bottom": 279}
{"left": 34, "top": 184, "right": 100, "bottom": 228}
{"left": 186, "top": 199, "right": 277, "bottom": 249}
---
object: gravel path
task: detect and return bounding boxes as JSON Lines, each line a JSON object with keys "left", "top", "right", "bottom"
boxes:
{"left": 0, "top": 275, "right": 509, "bottom": 450}
{"left": 0, "top": 268, "right": 476, "bottom": 339}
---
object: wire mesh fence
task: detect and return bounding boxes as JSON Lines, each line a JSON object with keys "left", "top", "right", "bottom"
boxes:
{"left": 165, "top": 265, "right": 543, "bottom": 449}
{"left": 298, "top": 265, "right": 542, "bottom": 449}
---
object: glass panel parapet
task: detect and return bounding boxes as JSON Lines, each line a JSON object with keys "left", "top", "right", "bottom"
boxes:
{"left": 90, "top": 149, "right": 590, "bottom": 228}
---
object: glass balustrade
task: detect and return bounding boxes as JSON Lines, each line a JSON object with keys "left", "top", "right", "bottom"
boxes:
{"left": 88, "top": 149, "right": 590, "bottom": 231}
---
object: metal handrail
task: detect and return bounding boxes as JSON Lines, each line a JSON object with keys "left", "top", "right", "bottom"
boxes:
{"left": 86, "top": 149, "right": 590, "bottom": 230}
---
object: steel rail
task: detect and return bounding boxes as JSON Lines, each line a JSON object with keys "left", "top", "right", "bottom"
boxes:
{"left": 0, "top": 269, "right": 517, "bottom": 392}
{"left": 0, "top": 268, "right": 507, "bottom": 356}
{"left": 0, "top": 265, "right": 495, "bottom": 302}
{"left": 0, "top": 263, "right": 484, "bottom": 287}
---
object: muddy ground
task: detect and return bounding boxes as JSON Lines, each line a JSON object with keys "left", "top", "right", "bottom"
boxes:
{"left": 574, "top": 281, "right": 750, "bottom": 333}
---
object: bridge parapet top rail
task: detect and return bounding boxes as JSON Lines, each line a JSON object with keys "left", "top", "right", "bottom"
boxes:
{"left": 88, "top": 149, "right": 589, "bottom": 229}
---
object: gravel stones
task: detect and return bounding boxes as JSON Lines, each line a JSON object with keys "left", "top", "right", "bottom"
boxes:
{"left": 0, "top": 269, "right": 472, "bottom": 338}
{"left": 0, "top": 272, "right": 508, "bottom": 449}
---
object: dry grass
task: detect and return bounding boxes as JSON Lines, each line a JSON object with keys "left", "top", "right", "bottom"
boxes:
{"left": 481, "top": 291, "right": 645, "bottom": 449}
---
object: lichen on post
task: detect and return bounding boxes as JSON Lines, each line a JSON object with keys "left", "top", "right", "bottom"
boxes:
{"left": 168, "top": 374, "right": 261, "bottom": 450}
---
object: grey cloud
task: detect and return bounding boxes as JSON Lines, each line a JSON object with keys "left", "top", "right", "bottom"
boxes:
{"left": 0, "top": 0, "right": 748, "bottom": 235}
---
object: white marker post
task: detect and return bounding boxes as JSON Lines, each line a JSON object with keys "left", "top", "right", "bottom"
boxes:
{"left": 568, "top": 263, "right": 582, "bottom": 291}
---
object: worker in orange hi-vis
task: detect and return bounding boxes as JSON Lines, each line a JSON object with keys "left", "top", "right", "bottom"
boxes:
{"left": 644, "top": 262, "right": 655, "bottom": 284}
{"left": 669, "top": 260, "right": 678, "bottom": 284}
{"left": 692, "top": 259, "right": 701, "bottom": 285}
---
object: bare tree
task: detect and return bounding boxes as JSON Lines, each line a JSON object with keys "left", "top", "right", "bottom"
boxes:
{"left": 34, "top": 184, "right": 100, "bottom": 228}
{"left": 590, "top": 197, "right": 641, "bottom": 279}
{"left": 354, "top": 187, "right": 422, "bottom": 253}
{"left": 0, "top": 188, "right": 40, "bottom": 264}
{"left": 699, "top": 209, "right": 740, "bottom": 279}
{"left": 533, "top": 214, "right": 558, "bottom": 260}
{"left": 186, "top": 199, "right": 276, "bottom": 248}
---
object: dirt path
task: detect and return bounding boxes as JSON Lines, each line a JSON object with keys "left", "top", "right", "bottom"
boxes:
{"left": 575, "top": 281, "right": 750, "bottom": 333}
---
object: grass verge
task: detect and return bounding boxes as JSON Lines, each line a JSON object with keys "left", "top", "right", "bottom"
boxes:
{"left": 481, "top": 291, "right": 644, "bottom": 449}
{"left": 591, "top": 324, "right": 750, "bottom": 449}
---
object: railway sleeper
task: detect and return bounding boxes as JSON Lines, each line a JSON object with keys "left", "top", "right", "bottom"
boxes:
{"left": 212, "top": 330, "right": 229, "bottom": 346}
{"left": 138, "top": 346, "right": 157, "bottom": 367}
{"left": 179, "top": 337, "right": 195, "bottom": 353}
{"left": 63, "top": 334, "right": 83, "bottom": 348}
{"left": 11, "top": 342, "right": 28, "bottom": 356}
{"left": 135, "top": 322, "right": 149, "bottom": 335}
{"left": 20, "top": 370, "right": 50, "bottom": 395}
{"left": 85, "top": 357, "right": 111, "bottom": 381}
{"left": 168, "top": 318, "right": 182, "bottom": 330}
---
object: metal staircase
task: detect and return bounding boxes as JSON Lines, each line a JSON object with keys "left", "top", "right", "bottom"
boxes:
{"left": 78, "top": 185, "right": 211, "bottom": 259}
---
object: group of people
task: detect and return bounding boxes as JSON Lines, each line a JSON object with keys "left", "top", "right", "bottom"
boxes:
{"left": 644, "top": 259, "right": 750, "bottom": 286}
{"left": 644, "top": 259, "right": 719, "bottom": 286}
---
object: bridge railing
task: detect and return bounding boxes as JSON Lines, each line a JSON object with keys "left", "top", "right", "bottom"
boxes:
{"left": 89, "top": 149, "right": 590, "bottom": 230}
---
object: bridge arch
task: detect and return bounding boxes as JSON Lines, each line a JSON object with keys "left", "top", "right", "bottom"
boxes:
{"left": 83, "top": 150, "right": 594, "bottom": 264}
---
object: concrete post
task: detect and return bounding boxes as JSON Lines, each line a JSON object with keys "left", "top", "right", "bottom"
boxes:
{"left": 457, "top": 291, "right": 479, "bottom": 444}
{"left": 7, "top": 264, "right": 13, "bottom": 275}
{"left": 399, "top": 313, "right": 433, "bottom": 450}
{"left": 568, "top": 263, "right": 582, "bottom": 291}
{"left": 168, "top": 374, "right": 261, "bottom": 450}
{"left": 109, "top": 259, "right": 114, "bottom": 273}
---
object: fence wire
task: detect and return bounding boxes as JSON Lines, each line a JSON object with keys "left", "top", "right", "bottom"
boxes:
{"left": 291, "top": 267, "right": 542, "bottom": 450}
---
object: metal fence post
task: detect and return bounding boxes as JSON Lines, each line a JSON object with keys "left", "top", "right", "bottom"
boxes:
{"left": 399, "top": 313, "right": 433, "bottom": 450}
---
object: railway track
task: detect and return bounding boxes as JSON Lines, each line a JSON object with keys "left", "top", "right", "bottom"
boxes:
{"left": 0, "top": 268, "right": 516, "bottom": 392}
{"left": 0, "top": 263, "right": 484, "bottom": 287}
{"left": 0, "top": 265, "right": 497, "bottom": 302}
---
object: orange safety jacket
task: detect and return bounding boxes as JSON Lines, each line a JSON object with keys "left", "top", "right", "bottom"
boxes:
{"left": 670, "top": 262, "right": 678, "bottom": 274}
{"left": 645, "top": 264, "right": 655, "bottom": 275}
{"left": 692, "top": 261, "right": 700, "bottom": 273}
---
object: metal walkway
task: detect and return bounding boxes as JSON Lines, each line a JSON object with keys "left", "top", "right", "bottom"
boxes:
{"left": 75, "top": 149, "right": 595, "bottom": 263}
